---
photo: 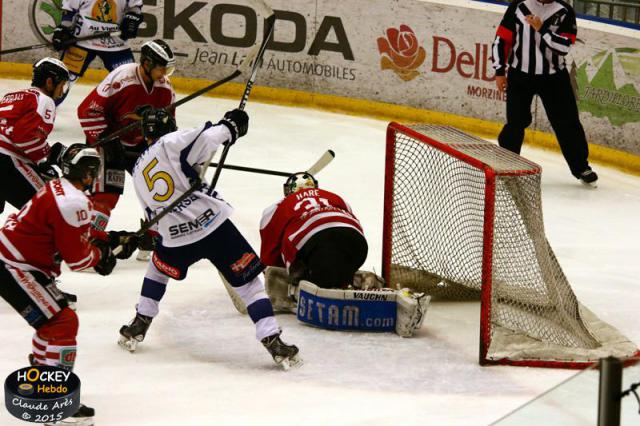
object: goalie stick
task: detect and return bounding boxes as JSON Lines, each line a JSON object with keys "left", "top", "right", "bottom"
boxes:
{"left": 208, "top": 149, "right": 335, "bottom": 177}
{"left": 0, "top": 31, "right": 121, "bottom": 55}
{"left": 112, "top": 2, "right": 274, "bottom": 256}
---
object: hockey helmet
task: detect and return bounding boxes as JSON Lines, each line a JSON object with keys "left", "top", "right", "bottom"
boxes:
{"left": 283, "top": 172, "right": 318, "bottom": 196}
{"left": 32, "top": 57, "right": 70, "bottom": 89}
{"left": 60, "top": 144, "right": 101, "bottom": 188}
{"left": 141, "top": 107, "right": 177, "bottom": 141}
{"left": 140, "top": 40, "right": 176, "bottom": 76}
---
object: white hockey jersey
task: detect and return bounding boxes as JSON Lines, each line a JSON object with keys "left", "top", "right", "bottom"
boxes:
{"left": 132, "top": 122, "right": 235, "bottom": 247}
{"left": 63, "top": 0, "right": 143, "bottom": 51}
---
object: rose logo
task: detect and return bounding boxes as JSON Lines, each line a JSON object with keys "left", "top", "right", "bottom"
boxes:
{"left": 377, "top": 25, "right": 426, "bottom": 81}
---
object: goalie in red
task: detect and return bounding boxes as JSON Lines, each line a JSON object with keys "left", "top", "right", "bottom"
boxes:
{"left": 260, "top": 172, "right": 368, "bottom": 288}
{"left": 244, "top": 173, "right": 428, "bottom": 337}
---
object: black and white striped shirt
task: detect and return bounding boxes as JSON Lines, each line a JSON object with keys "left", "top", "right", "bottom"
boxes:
{"left": 492, "top": 0, "right": 577, "bottom": 76}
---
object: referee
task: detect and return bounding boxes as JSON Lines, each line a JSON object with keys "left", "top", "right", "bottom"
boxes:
{"left": 492, "top": 0, "right": 598, "bottom": 186}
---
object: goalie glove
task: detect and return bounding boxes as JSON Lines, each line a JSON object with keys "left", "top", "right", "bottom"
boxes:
{"left": 218, "top": 109, "right": 249, "bottom": 145}
{"left": 120, "top": 12, "right": 143, "bottom": 40}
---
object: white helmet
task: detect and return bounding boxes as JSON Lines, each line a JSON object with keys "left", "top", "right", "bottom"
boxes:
{"left": 283, "top": 172, "right": 318, "bottom": 196}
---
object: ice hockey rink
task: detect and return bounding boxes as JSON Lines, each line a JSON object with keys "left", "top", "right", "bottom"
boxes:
{"left": 0, "top": 77, "right": 639, "bottom": 425}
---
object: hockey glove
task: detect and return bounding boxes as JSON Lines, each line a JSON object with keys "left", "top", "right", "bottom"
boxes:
{"left": 52, "top": 26, "right": 74, "bottom": 51}
{"left": 36, "top": 163, "right": 59, "bottom": 181}
{"left": 47, "top": 142, "right": 67, "bottom": 167}
{"left": 120, "top": 12, "right": 143, "bottom": 40}
{"left": 93, "top": 239, "right": 117, "bottom": 276}
{"left": 137, "top": 226, "right": 158, "bottom": 251}
{"left": 108, "top": 231, "right": 139, "bottom": 260}
{"left": 100, "top": 137, "right": 127, "bottom": 170}
{"left": 218, "top": 109, "right": 249, "bottom": 145}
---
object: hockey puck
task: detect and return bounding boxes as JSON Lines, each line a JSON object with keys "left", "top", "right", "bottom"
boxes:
{"left": 4, "top": 366, "right": 80, "bottom": 423}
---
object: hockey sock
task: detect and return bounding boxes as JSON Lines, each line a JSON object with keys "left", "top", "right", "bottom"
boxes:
{"left": 137, "top": 262, "right": 169, "bottom": 318}
{"left": 33, "top": 307, "right": 78, "bottom": 370}
{"left": 233, "top": 275, "right": 279, "bottom": 340}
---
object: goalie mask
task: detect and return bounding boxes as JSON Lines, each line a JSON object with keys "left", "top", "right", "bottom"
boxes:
{"left": 283, "top": 172, "right": 318, "bottom": 196}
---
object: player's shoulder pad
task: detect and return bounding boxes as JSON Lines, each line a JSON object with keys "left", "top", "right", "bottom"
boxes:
{"left": 97, "top": 63, "right": 139, "bottom": 97}
{"left": 24, "top": 89, "right": 56, "bottom": 125}
{"left": 50, "top": 179, "right": 92, "bottom": 228}
{"left": 260, "top": 201, "right": 283, "bottom": 229}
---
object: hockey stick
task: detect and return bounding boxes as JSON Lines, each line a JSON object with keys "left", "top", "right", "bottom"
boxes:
{"left": 112, "top": 9, "right": 273, "bottom": 256}
{"left": 208, "top": 12, "right": 276, "bottom": 191}
{"left": 207, "top": 149, "right": 336, "bottom": 178}
{"left": 0, "top": 31, "right": 121, "bottom": 55}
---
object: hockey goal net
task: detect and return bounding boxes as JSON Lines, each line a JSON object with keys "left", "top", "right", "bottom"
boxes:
{"left": 382, "top": 123, "right": 639, "bottom": 368}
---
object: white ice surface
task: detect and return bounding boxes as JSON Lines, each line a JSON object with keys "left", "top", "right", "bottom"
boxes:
{"left": 0, "top": 78, "right": 638, "bottom": 426}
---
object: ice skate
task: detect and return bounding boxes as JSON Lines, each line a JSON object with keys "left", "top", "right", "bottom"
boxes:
{"left": 579, "top": 169, "right": 598, "bottom": 188}
{"left": 118, "top": 313, "right": 152, "bottom": 352}
{"left": 46, "top": 403, "right": 94, "bottom": 426}
{"left": 261, "top": 332, "right": 302, "bottom": 370}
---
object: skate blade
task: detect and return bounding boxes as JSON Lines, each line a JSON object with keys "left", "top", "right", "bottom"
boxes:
{"left": 118, "top": 335, "right": 139, "bottom": 352}
{"left": 275, "top": 354, "right": 303, "bottom": 371}
{"left": 581, "top": 180, "right": 598, "bottom": 188}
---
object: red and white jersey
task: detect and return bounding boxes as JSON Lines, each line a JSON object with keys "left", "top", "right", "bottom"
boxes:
{"left": 260, "top": 188, "right": 364, "bottom": 270}
{"left": 63, "top": 0, "right": 143, "bottom": 51}
{"left": 0, "top": 88, "right": 56, "bottom": 164}
{"left": 0, "top": 178, "right": 101, "bottom": 277}
{"left": 77, "top": 63, "right": 175, "bottom": 147}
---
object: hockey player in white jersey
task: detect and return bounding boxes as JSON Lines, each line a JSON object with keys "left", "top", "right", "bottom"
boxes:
{"left": 52, "top": 0, "right": 144, "bottom": 101}
{"left": 118, "top": 107, "right": 301, "bottom": 369}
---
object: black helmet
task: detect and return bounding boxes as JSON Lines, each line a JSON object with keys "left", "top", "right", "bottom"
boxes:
{"left": 32, "top": 57, "right": 70, "bottom": 87}
{"left": 283, "top": 172, "right": 318, "bottom": 196}
{"left": 140, "top": 40, "right": 176, "bottom": 76}
{"left": 60, "top": 144, "right": 101, "bottom": 186}
{"left": 141, "top": 108, "right": 177, "bottom": 141}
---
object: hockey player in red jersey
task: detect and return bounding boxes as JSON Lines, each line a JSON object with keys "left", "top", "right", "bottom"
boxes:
{"left": 0, "top": 58, "right": 70, "bottom": 213}
{"left": 0, "top": 144, "right": 117, "bottom": 425}
{"left": 77, "top": 39, "right": 176, "bottom": 236}
{"left": 260, "top": 173, "right": 368, "bottom": 288}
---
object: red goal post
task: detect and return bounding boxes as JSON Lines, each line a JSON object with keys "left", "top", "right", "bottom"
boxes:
{"left": 382, "top": 122, "right": 639, "bottom": 368}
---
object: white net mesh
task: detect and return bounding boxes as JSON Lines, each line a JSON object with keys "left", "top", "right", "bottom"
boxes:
{"left": 384, "top": 124, "right": 638, "bottom": 367}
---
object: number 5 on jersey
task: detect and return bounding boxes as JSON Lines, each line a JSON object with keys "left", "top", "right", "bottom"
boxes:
{"left": 143, "top": 158, "right": 175, "bottom": 202}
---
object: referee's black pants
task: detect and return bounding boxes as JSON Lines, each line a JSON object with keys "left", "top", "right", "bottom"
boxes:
{"left": 498, "top": 68, "right": 590, "bottom": 178}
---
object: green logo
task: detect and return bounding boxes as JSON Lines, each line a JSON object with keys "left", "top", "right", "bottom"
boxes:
{"left": 574, "top": 48, "right": 640, "bottom": 126}
{"left": 29, "top": 0, "right": 64, "bottom": 44}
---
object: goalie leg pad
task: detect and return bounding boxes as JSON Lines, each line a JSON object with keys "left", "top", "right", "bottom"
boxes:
{"left": 297, "top": 281, "right": 397, "bottom": 332}
{"left": 395, "top": 290, "right": 431, "bottom": 337}
{"left": 296, "top": 282, "right": 430, "bottom": 336}
{"left": 264, "top": 267, "right": 298, "bottom": 314}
